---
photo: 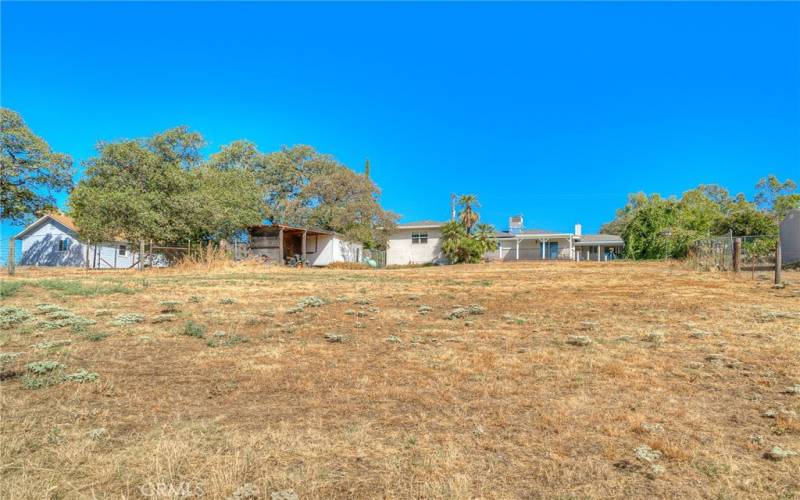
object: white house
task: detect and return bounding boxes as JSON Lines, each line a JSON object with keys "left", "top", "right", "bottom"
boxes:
{"left": 13, "top": 213, "right": 137, "bottom": 269}
{"left": 385, "top": 215, "right": 624, "bottom": 265}
{"left": 385, "top": 220, "right": 448, "bottom": 266}
{"left": 781, "top": 209, "right": 800, "bottom": 266}
{"left": 248, "top": 224, "right": 363, "bottom": 266}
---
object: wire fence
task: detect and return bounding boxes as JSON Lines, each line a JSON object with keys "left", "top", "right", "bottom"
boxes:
{"left": 689, "top": 235, "right": 778, "bottom": 273}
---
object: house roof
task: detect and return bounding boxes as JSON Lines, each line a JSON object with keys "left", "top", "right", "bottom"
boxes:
{"left": 495, "top": 228, "right": 572, "bottom": 238}
{"left": 396, "top": 220, "right": 448, "bottom": 229}
{"left": 574, "top": 234, "right": 624, "bottom": 246}
{"left": 14, "top": 212, "right": 79, "bottom": 240}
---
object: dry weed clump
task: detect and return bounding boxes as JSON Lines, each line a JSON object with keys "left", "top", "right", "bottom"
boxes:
{"left": 0, "top": 261, "right": 798, "bottom": 498}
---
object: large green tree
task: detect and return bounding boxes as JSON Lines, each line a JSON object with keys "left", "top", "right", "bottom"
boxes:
{"left": 1, "top": 108, "right": 73, "bottom": 223}
{"left": 69, "top": 127, "right": 264, "bottom": 243}
{"left": 214, "top": 144, "right": 397, "bottom": 248}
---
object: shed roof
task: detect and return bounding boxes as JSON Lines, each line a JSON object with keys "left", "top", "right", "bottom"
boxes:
{"left": 14, "top": 212, "right": 79, "bottom": 240}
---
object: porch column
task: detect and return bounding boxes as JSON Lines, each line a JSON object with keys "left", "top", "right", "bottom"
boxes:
{"left": 569, "top": 236, "right": 574, "bottom": 260}
{"left": 576, "top": 248, "right": 580, "bottom": 262}
{"left": 541, "top": 239, "right": 547, "bottom": 260}
{"left": 515, "top": 238, "right": 520, "bottom": 260}
{"left": 301, "top": 230, "right": 307, "bottom": 263}
{"left": 278, "top": 227, "right": 285, "bottom": 265}
{"left": 597, "top": 245, "right": 601, "bottom": 261}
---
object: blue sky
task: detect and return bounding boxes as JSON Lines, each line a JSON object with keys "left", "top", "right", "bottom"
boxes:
{"left": 2, "top": 1, "right": 799, "bottom": 251}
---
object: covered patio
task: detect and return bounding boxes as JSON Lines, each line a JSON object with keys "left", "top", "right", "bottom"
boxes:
{"left": 248, "top": 224, "right": 330, "bottom": 266}
{"left": 494, "top": 233, "right": 575, "bottom": 261}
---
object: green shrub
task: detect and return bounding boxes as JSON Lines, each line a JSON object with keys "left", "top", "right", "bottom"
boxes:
{"left": 184, "top": 321, "right": 206, "bottom": 338}
{"left": 0, "top": 281, "right": 23, "bottom": 298}
{"left": 63, "top": 369, "right": 99, "bottom": 383}
{"left": 111, "top": 313, "right": 145, "bottom": 326}
{"left": 0, "top": 306, "right": 31, "bottom": 329}
{"left": 206, "top": 331, "right": 248, "bottom": 348}
{"left": 219, "top": 297, "right": 236, "bottom": 305}
{"left": 297, "top": 296, "right": 326, "bottom": 308}
{"left": 26, "top": 360, "right": 63, "bottom": 374}
{"left": 34, "top": 340, "right": 72, "bottom": 350}
{"left": 0, "top": 352, "right": 22, "bottom": 364}
{"left": 159, "top": 301, "right": 181, "bottom": 313}
{"left": 84, "top": 332, "right": 109, "bottom": 342}
{"left": 188, "top": 295, "right": 204, "bottom": 303}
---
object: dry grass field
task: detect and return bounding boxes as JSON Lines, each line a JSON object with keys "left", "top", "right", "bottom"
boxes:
{"left": 1, "top": 261, "right": 799, "bottom": 499}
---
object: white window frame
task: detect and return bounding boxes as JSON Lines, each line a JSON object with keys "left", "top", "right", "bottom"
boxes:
{"left": 57, "top": 239, "right": 70, "bottom": 252}
{"left": 411, "top": 232, "right": 428, "bottom": 244}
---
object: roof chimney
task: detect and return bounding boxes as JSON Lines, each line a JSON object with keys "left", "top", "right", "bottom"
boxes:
{"left": 574, "top": 223, "right": 582, "bottom": 237}
{"left": 509, "top": 215, "right": 523, "bottom": 235}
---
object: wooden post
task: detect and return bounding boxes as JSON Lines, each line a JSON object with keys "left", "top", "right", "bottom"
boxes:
{"left": 301, "top": 230, "right": 307, "bottom": 265}
{"left": 732, "top": 238, "right": 741, "bottom": 273}
{"left": 85, "top": 240, "right": 91, "bottom": 270}
{"left": 278, "top": 227, "right": 285, "bottom": 266}
{"left": 775, "top": 236, "right": 782, "bottom": 285}
{"left": 8, "top": 238, "right": 15, "bottom": 276}
{"left": 138, "top": 240, "right": 145, "bottom": 271}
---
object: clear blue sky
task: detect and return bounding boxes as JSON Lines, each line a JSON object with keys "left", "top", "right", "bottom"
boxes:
{"left": 2, "top": 1, "right": 799, "bottom": 248}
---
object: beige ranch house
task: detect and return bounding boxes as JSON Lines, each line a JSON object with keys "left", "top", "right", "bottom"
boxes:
{"left": 386, "top": 215, "right": 624, "bottom": 266}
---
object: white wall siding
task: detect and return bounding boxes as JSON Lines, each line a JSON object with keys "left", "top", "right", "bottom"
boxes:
{"left": 386, "top": 228, "right": 443, "bottom": 266}
{"left": 19, "top": 219, "right": 137, "bottom": 268}
{"left": 20, "top": 220, "right": 86, "bottom": 267}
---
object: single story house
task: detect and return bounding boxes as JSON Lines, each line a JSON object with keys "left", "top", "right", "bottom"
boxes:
{"left": 248, "top": 224, "right": 363, "bottom": 266}
{"left": 781, "top": 209, "right": 800, "bottom": 266}
{"left": 385, "top": 215, "right": 624, "bottom": 265}
{"left": 13, "top": 212, "right": 138, "bottom": 269}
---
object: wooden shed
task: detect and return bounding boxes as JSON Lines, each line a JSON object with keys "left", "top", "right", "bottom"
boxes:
{"left": 248, "top": 224, "right": 363, "bottom": 266}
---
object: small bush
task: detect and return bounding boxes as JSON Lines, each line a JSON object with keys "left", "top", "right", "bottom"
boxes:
{"left": 219, "top": 297, "right": 236, "bottom": 305}
{"left": 63, "top": 369, "right": 99, "bottom": 383}
{"left": 184, "top": 321, "right": 206, "bottom": 338}
{"left": 298, "top": 296, "right": 327, "bottom": 308}
{"left": 159, "top": 301, "right": 181, "bottom": 313}
{"left": 94, "top": 309, "right": 113, "bottom": 317}
{"left": 84, "top": 332, "right": 109, "bottom": 342}
{"left": 40, "top": 315, "right": 97, "bottom": 331}
{"left": 0, "top": 352, "right": 22, "bottom": 364}
{"left": 353, "top": 297, "right": 372, "bottom": 305}
{"left": 188, "top": 295, "right": 204, "bottom": 303}
{"left": 111, "top": 313, "right": 145, "bottom": 326}
{"left": 0, "top": 306, "right": 31, "bottom": 329}
{"left": 207, "top": 331, "right": 248, "bottom": 348}
{"left": 445, "top": 304, "right": 485, "bottom": 320}
{"left": 34, "top": 340, "right": 72, "bottom": 350}
{"left": 152, "top": 313, "right": 176, "bottom": 324}
{"left": 418, "top": 305, "right": 433, "bottom": 315}
{"left": 26, "top": 360, "right": 63, "bottom": 374}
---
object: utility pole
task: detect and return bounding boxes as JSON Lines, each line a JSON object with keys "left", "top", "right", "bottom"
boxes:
{"left": 450, "top": 193, "right": 457, "bottom": 221}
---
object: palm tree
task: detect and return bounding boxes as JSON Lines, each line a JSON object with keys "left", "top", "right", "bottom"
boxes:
{"left": 458, "top": 194, "right": 480, "bottom": 234}
{"left": 473, "top": 223, "right": 498, "bottom": 254}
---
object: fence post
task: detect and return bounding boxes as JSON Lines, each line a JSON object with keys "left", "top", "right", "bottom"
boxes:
{"left": 775, "top": 236, "right": 782, "bottom": 285}
{"left": 138, "top": 240, "right": 145, "bottom": 271}
{"left": 8, "top": 238, "right": 15, "bottom": 276}
{"left": 733, "top": 238, "right": 741, "bottom": 273}
{"left": 85, "top": 240, "right": 91, "bottom": 270}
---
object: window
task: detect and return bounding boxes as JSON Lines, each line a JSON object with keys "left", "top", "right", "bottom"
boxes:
{"left": 411, "top": 232, "right": 428, "bottom": 244}
{"left": 118, "top": 245, "right": 127, "bottom": 256}
{"left": 57, "top": 239, "right": 70, "bottom": 252}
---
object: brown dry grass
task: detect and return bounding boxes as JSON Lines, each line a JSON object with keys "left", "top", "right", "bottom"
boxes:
{"left": 1, "top": 261, "right": 798, "bottom": 498}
